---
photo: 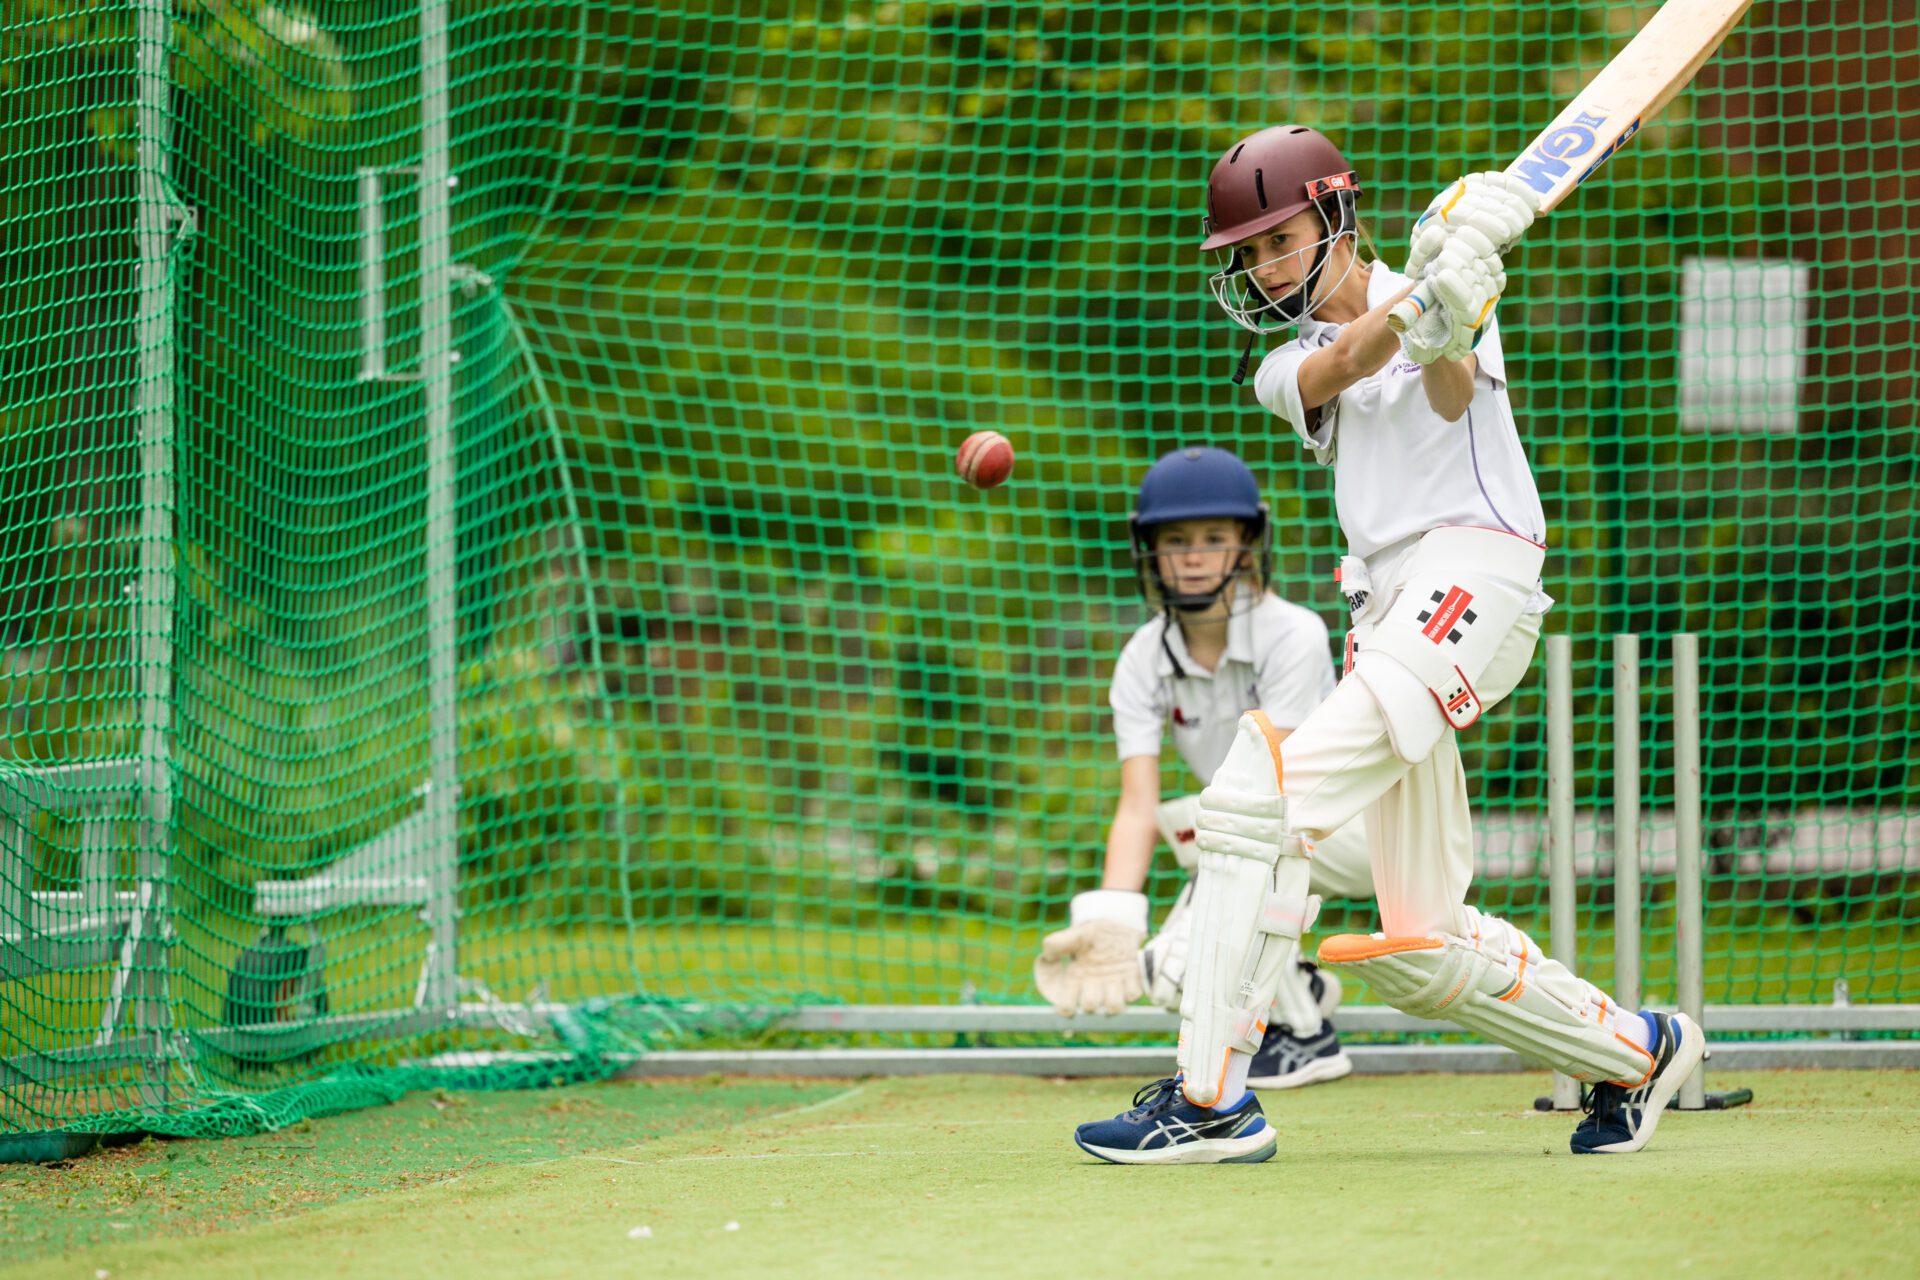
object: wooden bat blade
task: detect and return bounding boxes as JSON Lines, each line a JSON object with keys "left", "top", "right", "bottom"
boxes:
{"left": 1505, "top": 0, "right": 1756, "bottom": 213}
{"left": 1386, "top": 0, "right": 1755, "bottom": 334}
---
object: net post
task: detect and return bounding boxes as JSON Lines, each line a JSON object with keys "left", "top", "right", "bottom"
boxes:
{"left": 357, "top": 167, "right": 388, "bottom": 382}
{"left": 133, "top": 0, "right": 180, "bottom": 1096}
{"left": 419, "top": 0, "right": 460, "bottom": 1010}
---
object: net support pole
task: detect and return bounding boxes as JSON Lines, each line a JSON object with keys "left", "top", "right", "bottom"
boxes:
{"left": 1545, "top": 634, "right": 1580, "bottom": 1111}
{"left": 132, "top": 0, "right": 179, "bottom": 1093}
{"left": 418, "top": 0, "right": 459, "bottom": 1010}
{"left": 356, "top": 167, "right": 389, "bottom": 382}
{"left": 1612, "top": 634, "right": 1641, "bottom": 1011}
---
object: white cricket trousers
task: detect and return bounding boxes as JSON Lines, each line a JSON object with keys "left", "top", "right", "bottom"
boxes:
{"left": 1282, "top": 612, "right": 1542, "bottom": 939}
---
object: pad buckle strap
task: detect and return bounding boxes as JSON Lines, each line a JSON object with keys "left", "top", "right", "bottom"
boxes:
{"left": 1258, "top": 891, "right": 1321, "bottom": 940}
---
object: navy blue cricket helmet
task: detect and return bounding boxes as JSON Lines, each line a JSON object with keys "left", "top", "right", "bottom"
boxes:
{"left": 1129, "top": 447, "right": 1273, "bottom": 613}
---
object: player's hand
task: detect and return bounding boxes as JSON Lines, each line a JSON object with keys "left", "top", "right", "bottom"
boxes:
{"left": 1407, "top": 171, "right": 1540, "bottom": 276}
{"left": 1034, "top": 889, "right": 1148, "bottom": 1015}
{"left": 1397, "top": 237, "right": 1502, "bottom": 366}
{"left": 1396, "top": 299, "right": 1455, "bottom": 365}
{"left": 1421, "top": 231, "right": 1507, "bottom": 357}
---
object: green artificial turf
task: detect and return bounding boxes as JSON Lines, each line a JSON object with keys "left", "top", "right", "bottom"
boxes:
{"left": 6, "top": 1070, "right": 1917, "bottom": 1279}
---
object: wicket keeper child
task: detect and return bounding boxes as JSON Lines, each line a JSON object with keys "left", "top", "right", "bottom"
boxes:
{"left": 1035, "top": 445, "right": 1375, "bottom": 1095}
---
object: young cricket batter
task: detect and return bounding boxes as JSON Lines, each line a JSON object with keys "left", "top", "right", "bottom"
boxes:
{"left": 1033, "top": 445, "right": 1374, "bottom": 1091}
{"left": 1074, "top": 125, "right": 1705, "bottom": 1164}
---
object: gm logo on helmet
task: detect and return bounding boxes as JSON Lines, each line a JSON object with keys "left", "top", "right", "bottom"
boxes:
{"left": 1512, "top": 109, "right": 1641, "bottom": 196}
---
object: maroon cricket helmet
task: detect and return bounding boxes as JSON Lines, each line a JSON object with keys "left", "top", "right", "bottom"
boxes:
{"left": 1199, "top": 126, "right": 1361, "bottom": 252}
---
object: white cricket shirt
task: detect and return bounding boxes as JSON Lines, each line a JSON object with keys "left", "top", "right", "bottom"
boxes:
{"left": 1252, "top": 265, "right": 1549, "bottom": 566}
{"left": 1109, "top": 593, "right": 1338, "bottom": 783}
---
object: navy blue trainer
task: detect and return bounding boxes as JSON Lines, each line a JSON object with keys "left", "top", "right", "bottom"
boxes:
{"left": 1246, "top": 1018, "right": 1352, "bottom": 1089}
{"left": 1074, "top": 1077, "right": 1276, "bottom": 1165}
{"left": 1570, "top": 1010, "right": 1706, "bottom": 1155}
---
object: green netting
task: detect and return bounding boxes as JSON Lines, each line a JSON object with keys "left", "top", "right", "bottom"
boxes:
{"left": 1, "top": 0, "right": 1915, "bottom": 1147}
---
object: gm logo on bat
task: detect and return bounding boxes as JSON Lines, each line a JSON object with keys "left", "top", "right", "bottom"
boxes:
{"left": 1512, "top": 110, "right": 1643, "bottom": 196}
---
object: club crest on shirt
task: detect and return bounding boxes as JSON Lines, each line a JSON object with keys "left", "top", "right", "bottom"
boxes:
{"left": 1417, "top": 587, "right": 1478, "bottom": 645}
{"left": 1172, "top": 705, "right": 1199, "bottom": 729}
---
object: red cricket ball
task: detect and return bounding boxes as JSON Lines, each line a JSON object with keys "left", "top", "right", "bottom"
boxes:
{"left": 956, "top": 430, "right": 1015, "bottom": 490}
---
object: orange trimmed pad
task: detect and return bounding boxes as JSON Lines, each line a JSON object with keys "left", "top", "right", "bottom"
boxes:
{"left": 1246, "top": 711, "right": 1286, "bottom": 791}
{"left": 1317, "top": 934, "right": 1444, "bottom": 965}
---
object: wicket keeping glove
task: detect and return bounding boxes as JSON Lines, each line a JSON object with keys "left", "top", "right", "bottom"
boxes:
{"left": 1034, "top": 889, "right": 1149, "bottom": 1016}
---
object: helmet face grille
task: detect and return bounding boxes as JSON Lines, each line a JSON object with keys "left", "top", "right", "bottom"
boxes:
{"left": 1205, "top": 194, "right": 1360, "bottom": 334}
{"left": 1130, "top": 521, "right": 1275, "bottom": 617}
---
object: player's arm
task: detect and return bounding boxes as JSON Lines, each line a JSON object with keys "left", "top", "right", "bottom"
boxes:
{"left": 1295, "top": 282, "right": 1418, "bottom": 411}
{"left": 1416, "top": 349, "right": 1477, "bottom": 422}
{"left": 1033, "top": 756, "right": 1157, "bottom": 1016}
{"left": 1101, "top": 754, "right": 1162, "bottom": 891}
{"left": 1034, "top": 665, "right": 1163, "bottom": 1016}
{"left": 1296, "top": 284, "right": 1478, "bottom": 421}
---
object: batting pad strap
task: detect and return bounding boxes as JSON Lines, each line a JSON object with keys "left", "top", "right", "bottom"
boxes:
{"left": 1319, "top": 934, "right": 1444, "bottom": 964}
{"left": 1260, "top": 891, "right": 1321, "bottom": 943}
{"left": 1317, "top": 930, "right": 1655, "bottom": 1085}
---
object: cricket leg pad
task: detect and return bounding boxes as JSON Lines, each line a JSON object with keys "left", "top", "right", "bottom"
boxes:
{"left": 1175, "top": 712, "right": 1318, "bottom": 1107}
{"left": 1317, "top": 909, "right": 1654, "bottom": 1086}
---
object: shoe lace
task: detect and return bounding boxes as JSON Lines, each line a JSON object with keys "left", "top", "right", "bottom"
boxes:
{"left": 1580, "top": 1081, "right": 1626, "bottom": 1125}
{"left": 1127, "top": 1077, "right": 1183, "bottom": 1117}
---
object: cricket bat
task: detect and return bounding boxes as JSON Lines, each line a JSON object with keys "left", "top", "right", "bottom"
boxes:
{"left": 1387, "top": 0, "right": 1756, "bottom": 333}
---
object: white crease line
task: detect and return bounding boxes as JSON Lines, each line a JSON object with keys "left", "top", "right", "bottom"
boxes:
{"left": 524, "top": 1085, "right": 877, "bottom": 1170}
{"left": 769, "top": 1119, "right": 1060, "bottom": 1130}
{"left": 756, "top": 1083, "right": 871, "bottom": 1123}
{"left": 656, "top": 1150, "right": 887, "bottom": 1163}
{"left": 577, "top": 1150, "right": 890, "bottom": 1165}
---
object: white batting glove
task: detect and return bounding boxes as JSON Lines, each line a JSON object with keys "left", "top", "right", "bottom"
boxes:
{"left": 1033, "top": 889, "right": 1148, "bottom": 1016}
{"left": 1438, "top": 311, "right": 1483, "bottom": 363}
{"left": 1430, "top": 229, "right": 1507, "bottom": 329}
{"left": 1406, "top": 170, "right": 1540, "bottom": 276}
{"left": 1399, "top": 234, "right": 1504, "bottom": 366}
{"left": 1397, "top": 299, "right": 1455, "bottom": 365}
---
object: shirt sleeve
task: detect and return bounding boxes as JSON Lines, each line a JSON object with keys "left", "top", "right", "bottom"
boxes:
{"left": 1472, "top": 314, "right": 1507, "bottom": 386}
{"left": 1254, "top": 612, "right": 1337, "bottom": 732}
{"left": 1108, "top": 635, "right": 1167, "bottom": 761}
{"left": 1252, "top": 338, "right": 1334, "bottom": 450}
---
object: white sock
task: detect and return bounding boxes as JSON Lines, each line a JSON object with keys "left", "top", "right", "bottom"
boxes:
{"left": 1216, "top": 1050, "right": 1252, "bottom": 1109}
{"left": 1614, "top": 1009, "right": 1654, "bottom": 1053}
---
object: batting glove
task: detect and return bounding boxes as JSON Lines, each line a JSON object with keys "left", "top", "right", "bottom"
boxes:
{"left": 1407, "top": 170, "right": 1541, "bottom": 276}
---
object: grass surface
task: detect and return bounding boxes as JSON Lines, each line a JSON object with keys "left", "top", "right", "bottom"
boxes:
{"left": 5, "top": 1070, "right": 1918, "bottom": 1279}
{"left": 0, "top": 1078, "right": 844, "bottom": 1265}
